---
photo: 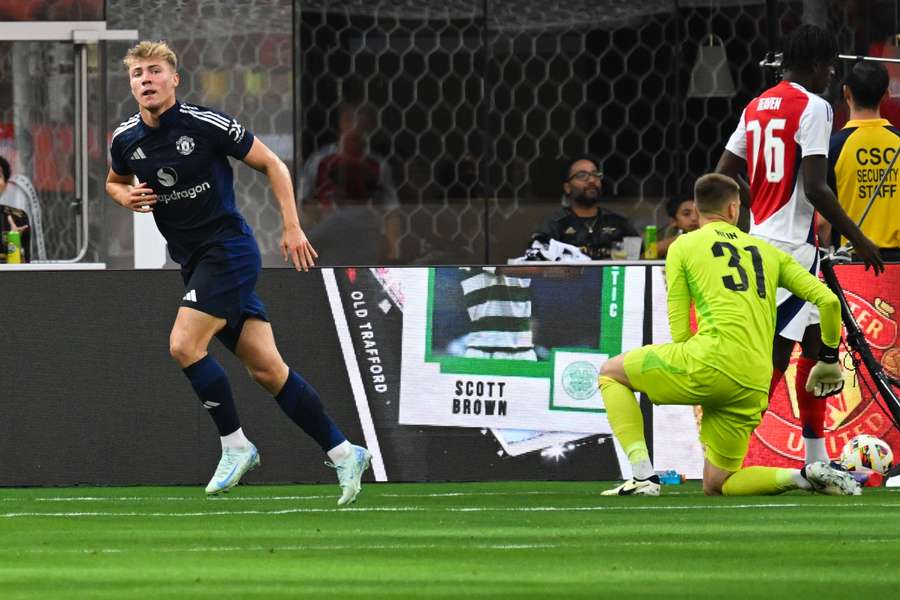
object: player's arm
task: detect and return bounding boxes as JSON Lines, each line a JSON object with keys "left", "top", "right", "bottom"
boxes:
{"left": 816, "top": 216, "right": 834, "bottom": 248}
{"left": 802, "top": 155, "right": 882, "bottom": 273}
{"left": 242, "top": 137, "right": 317, "bottom": 271}
{"left": 656, "top": 232, "right": 679, "bottom": 258}
{"left": 798, "top": 100, "right": 882, "bottom": 273}
{"left": 664, "top": 239, "right": 692, "bottom": 343}
{"left": 817, "top": 133, "right": 844, "bottom": 249}
{"left": 714, "top": 151, "right": 752, "bottom": 211}
{"left": 105, "top": 169, "right": 156, "bottom": 213}
{"left": 777, "top": 252, "right": 841, "bottom": 346}
{"left": 777, "top": 251, "right": 844, "bottom": 396}
{"left": 715, "top": 109, "right": 753, "bottom": 211}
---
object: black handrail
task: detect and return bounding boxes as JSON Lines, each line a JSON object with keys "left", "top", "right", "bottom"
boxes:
{"left": 819, "top": 249, "right": 900, "bottom": 430}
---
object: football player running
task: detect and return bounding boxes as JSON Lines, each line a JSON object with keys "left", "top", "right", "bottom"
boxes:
{"left": 106, "top": 41, "right": 371, "bottom": 504}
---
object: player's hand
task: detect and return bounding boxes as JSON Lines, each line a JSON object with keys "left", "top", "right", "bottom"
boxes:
{"left": 805, "top": 345, "right": 844, "bottom": 397}
{"left": 6, "top": 215, "right": 29, "bottom": 233}
{"left": 125, "top": 182, "right": 157, "bottom": 213}
{"left": 848, "top": 234, "right": 884, "bottom": 275}
{"left": 806, "top": 361, "right": 843, "bottom": 397}
{"left": 282, "top": 225, "right": 318, "bottom": 272}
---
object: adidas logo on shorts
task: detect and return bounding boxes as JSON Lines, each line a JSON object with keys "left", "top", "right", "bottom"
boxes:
{"left": 182, "top": 289, "right": 197, "bottom": 302}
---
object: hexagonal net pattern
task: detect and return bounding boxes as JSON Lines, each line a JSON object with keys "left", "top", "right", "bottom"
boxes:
{"left": 106, "top": 0, "right": 294, "bottom": 266}
{"left": 298, "top": 2, "right": 486, "bottom": 265}
{"left": 0, "top": 42, "right": 78, "bottom": 260}
{"left": 297, "top": 1, "right": 863, "bottom": 265}
{"left": 677, "top": 1, "right": 857, "bottom": 201}
{"left": 0, "top": 1, "right": 876, "bottom": 265}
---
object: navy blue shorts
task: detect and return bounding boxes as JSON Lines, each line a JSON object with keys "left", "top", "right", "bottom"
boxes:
{"left": 179, "top": 236, "right": 269, "bottom": 352}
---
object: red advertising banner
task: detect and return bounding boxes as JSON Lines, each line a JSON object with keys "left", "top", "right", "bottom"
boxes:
{"left": 745, "top": 263, "right": 900, "bottom": 468}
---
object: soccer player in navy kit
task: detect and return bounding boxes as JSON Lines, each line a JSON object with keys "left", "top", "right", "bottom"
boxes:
{"left": 106, "top": 41, "right": 371, "bottom": 505}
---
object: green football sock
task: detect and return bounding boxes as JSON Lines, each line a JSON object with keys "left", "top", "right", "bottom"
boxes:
{"left": 599, "top": 376, "right": 651, "bottom": 467}
{"left": 721, "top": 467, "right": 797, "bottom": 496}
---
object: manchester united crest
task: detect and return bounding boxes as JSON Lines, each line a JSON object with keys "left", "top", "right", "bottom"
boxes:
{"left": 746, "top": 265, "right": 900, "bottom": 467}
{"left": 175, "top": 135, "right": 195, "bottom": 156}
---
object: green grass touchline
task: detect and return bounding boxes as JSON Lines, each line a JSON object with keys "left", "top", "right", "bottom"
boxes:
{"left": 1, "top": 482, "right": 898, "bottom": 600}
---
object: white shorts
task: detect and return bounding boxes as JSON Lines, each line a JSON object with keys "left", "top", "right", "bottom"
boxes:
{"left": 759, "top": 236, "right": 820, "bottom": 342}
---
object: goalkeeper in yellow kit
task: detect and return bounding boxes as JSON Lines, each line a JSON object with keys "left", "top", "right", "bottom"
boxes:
{"left": 599, "top": 174, "right": 860, "bottom": 496}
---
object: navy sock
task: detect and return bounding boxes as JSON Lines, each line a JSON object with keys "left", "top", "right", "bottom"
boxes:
{"left": 275, "top": 370, "right": 346, "bottom": 451}
{"left": 183, "top": 355, "right": 241, "bottom": 436}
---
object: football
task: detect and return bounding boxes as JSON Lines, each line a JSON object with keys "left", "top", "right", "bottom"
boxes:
{"left": 839, "top": 434, "right": 894, "bottom": 476}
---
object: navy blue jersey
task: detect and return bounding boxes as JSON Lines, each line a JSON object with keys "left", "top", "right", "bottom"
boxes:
{"left": 109, "top": 101, "right": 255, "bottom": 265}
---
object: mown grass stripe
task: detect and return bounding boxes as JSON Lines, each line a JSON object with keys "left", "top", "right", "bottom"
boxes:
{"left": 4, "top": 502, "right": 898, "bottom": 518}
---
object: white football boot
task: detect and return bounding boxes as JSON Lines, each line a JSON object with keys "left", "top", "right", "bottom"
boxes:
{"left": 326, "top": 445, "right": 372, "bottom": 506}
{"left": 205, "top": 443, "right": 260, "bottom": 495}
{"left": 601, "top": 474, "right": 661, "bottom": 496}
{"left": 802, "top": 461, "right": 861, "bottom": 496}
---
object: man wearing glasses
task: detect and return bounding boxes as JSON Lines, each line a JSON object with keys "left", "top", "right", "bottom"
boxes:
{"left": 531, "top": 155, "right": 640, "bottom": 259}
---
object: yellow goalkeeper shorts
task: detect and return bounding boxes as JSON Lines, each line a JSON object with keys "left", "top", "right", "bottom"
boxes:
{"left": 623, "top": 342, "right": 768, "bottom": 471}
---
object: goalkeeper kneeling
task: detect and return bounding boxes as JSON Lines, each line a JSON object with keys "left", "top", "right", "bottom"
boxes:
{"left": 599, "top": 174, "right": 857, "bottom": 497}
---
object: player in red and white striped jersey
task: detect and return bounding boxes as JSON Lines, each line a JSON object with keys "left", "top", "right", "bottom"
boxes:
{"left": 716, "top": 24, "right": 883, "bottom": 465}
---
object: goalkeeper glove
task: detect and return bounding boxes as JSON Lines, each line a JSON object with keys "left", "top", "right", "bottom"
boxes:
{"left": 805, "top": 344, "right": 844, "bottom": 398}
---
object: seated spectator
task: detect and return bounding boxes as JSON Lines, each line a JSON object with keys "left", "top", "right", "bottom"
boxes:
{"left": 657, "top": 196, "right": 699, "bottom": 258}
{"left": 0, "top": 155, "right": 45, "bottom": 261}
{"left": 531, "top": 155, "right": 639, "bottom": 259}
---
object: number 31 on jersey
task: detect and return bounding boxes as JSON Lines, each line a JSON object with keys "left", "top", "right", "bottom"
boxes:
{"left": 711, "top": 241, "right": 766, "bottom": 297}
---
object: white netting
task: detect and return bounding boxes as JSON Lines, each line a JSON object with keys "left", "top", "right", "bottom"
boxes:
{"left": 0, "top": 41, "right": 81, "bottom": 261}
{"left": 106, "top": 0, "right": 293, "bottom": 266}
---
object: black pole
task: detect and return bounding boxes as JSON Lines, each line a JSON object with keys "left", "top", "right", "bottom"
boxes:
{"left": 673, "top": 0, "right": 683, "bottom": 201}
{"left": 860, "top": 0, "right": 870, "bottom": 56}
{"left": 481, "top": 0, "right": 491, "bottom": 264}
{"left": 766, "top": 0, "right": 777, "bottom": 50}
{"left": 820, "top": 257, "right": 900, "bottom": 431}
{"left": 765, "top": 0, "right": 778, "bottom": 88}
{"left": 292, "top": 0, "right": 299, "bottom": 196}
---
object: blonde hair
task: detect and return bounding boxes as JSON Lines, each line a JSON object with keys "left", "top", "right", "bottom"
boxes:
{"left": 123, "top": 40, "right": 178, "bottom": 71}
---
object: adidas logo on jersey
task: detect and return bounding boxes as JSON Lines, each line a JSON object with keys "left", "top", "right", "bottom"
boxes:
{"left": 182, "top": 289, "right": 198, "bottom": 302}
{"left": 228, "top": 121, "right": 246, "bottom": 143}
{"left": 130, "top": 147, "right": 147, "bottom": 160}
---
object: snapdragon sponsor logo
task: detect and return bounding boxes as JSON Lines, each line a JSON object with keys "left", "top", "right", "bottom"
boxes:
{"left": 157, "top": 167, "right": 178, "bottom": 187}
{"left": 158, "top": 181, "right": 211, "bottom": 204}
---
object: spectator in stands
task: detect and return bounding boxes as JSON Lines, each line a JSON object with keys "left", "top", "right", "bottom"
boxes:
{"left": 657, "top": 196, "right": 699, "bottom": 258}
{"left": 299, "top": 102, "right": 401, "bottom": 263}
{"left": 531, "top": 155, "right": 639, "bottom": 259}
{"left": 826, "top": 60, "right": 900, "bottom": 261}
{"left": 0, "top": 155, "right": 45, "bottom": 261}
{"left": 0, "top": 156, "right": 10, "bottom": 205}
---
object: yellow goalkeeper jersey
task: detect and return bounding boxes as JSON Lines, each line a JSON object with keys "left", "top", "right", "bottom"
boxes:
{"left": 665, "top": 221, "right": 841, "bottom": 392}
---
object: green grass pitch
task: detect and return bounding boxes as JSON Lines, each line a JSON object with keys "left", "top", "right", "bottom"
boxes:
{"left": 2, "top": 481, "right": 898, "bottom": 599}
